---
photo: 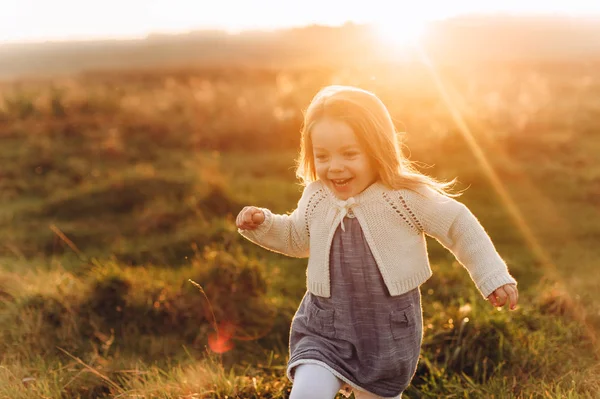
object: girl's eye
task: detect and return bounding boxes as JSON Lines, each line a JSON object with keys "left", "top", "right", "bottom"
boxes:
{"left": 343, "top": 152, "right": 358, "bottom": 157}
{"left": 315, "top": 154, "right": 328, "bottom": 161}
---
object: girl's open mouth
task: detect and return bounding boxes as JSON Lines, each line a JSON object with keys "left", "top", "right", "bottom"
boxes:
{"left": 332, "top": 178, "right": 353, "bottom": 187}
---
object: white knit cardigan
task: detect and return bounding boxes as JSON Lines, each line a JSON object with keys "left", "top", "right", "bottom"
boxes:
{"left": 238, "top": 180, "right": 517, "bottom": 299}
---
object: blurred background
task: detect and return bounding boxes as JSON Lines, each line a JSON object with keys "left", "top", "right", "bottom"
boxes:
{"left": 0, "top": 1, "right": 599, "bottom": 398}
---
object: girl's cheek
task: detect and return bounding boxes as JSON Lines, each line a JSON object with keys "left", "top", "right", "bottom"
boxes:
{"left": 315, "top": 164, "right": 328, "bottom": 175}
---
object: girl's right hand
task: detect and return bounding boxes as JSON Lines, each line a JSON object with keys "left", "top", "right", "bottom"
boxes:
{"left": 236, "top": 206, "right": 265, "bottom": 230}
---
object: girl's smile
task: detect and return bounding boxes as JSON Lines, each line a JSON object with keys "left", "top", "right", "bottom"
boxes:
{"left": 311, "top": 117, "right": 378, "bottom": 200}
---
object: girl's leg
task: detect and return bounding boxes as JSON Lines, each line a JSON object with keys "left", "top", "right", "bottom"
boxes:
{"left": 289, "top": 363, "right": 343, "bottom": 399}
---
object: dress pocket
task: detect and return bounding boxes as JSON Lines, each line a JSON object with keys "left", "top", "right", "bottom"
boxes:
{"left": 389, "top": 303, "right": 417, "bottom": 341}
{"left": 307, "top": 302, "right": 336, "bottom": 338}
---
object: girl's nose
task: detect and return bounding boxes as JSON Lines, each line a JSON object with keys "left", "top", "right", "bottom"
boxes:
{"left": 328, "top": 158, "right": 344, "bottom": 172}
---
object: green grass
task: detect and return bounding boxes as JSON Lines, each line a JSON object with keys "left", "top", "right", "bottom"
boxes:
{"left": 0, "top": 62, "right": 599, "bottom": 398}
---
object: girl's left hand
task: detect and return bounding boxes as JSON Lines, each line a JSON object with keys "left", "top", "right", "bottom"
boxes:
{"left": 487, "top": 283, "right": 518, "bottom": 310}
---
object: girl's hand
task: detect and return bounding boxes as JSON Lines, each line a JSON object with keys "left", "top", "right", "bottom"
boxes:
{"left": 236, "top": 206, "right": 265, "bottom": 230}
{"left": 487, "top": 283, "right": 518, "bottom": 310}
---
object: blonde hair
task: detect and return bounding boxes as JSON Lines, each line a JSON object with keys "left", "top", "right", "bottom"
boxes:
{"left": 295, "top": 85, "right": 460, "bottom": 197}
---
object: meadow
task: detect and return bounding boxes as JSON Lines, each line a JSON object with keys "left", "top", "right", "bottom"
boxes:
{"left": 0, "top": 59, "right": 599, "bottom": 398}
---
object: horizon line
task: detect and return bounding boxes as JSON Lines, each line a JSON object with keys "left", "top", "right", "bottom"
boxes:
{"left": 2, "top": 11, "right": 600, "bottom": 46}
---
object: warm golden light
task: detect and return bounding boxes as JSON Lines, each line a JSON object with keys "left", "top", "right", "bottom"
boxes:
{"left": 1, "top": 1, "right": 598, "bottom": 44}
{"left": 373, "top": 17, "right": 428, "bottom": 48}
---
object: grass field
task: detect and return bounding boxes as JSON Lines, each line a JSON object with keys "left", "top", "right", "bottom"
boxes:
{"left": 0, "top": 61, "right": 599, "bottom": 398}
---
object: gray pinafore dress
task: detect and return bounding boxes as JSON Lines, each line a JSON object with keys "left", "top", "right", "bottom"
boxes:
{"left": 287, "top": 214, "right": 423, "bottom": 398}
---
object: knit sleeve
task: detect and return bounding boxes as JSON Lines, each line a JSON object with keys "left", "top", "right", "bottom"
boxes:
{"left": 403, "top": 186, "right": 517, "bottom": 299}
{"left": 237, "top": 182, "right": 317, "bottom": 258}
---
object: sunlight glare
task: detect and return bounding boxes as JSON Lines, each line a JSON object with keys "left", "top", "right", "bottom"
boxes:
{"left": 373, "top": 17, "right": 428, "bottom": 48}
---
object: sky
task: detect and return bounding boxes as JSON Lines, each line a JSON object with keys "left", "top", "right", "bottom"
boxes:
{"left": 1, "top": 0, "right": 600, "bottom": 44}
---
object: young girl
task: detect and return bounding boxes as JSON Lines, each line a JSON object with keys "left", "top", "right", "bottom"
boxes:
{"left": 236, "top": 85, "right": 518, "bottom": 399}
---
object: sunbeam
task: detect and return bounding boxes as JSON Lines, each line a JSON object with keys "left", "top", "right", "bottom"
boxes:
{"left": 414, "top": 43, "right": 598, "bottom": 349}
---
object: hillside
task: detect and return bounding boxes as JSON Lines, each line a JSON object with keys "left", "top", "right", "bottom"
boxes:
{"left": 1, "top": 15, "right": 600, "bottom": 79}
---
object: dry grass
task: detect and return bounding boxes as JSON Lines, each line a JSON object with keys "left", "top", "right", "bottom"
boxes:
{"left": 0, "top": 60, "right": 599, "bottom": 397}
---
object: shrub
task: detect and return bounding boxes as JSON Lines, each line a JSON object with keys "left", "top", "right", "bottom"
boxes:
{"left": 185, "top": 243, "right": 277, "bottom": 352}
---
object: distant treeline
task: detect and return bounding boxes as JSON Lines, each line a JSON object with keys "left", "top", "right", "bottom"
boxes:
{"left": 1, "top": 15, "right": 600, "bottom": 79}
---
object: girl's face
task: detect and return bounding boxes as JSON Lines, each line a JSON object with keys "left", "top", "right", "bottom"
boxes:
{"left": 311, "top": 117, "right": 378, "bottom": 200}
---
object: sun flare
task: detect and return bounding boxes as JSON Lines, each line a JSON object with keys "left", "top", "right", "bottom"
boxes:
{"left": 373, "top": 17, "right": 428, "bottom": 48}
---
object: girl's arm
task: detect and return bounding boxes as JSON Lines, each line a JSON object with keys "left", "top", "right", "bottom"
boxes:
{"left": 237, "top": 183, "right": 318, "bottom": 258}
{"left": 404, "top": 186, "right": 517, "bottom": 300}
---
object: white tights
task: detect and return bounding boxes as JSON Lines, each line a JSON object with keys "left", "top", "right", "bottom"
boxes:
{"left": 289, "top": 364, "right": 400, "bottom": 399}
